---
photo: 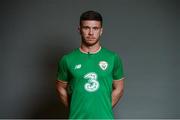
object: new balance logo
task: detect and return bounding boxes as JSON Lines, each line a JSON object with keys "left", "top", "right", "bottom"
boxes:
{"left": 74, "top": 64, "right": 81, "bottom": 69}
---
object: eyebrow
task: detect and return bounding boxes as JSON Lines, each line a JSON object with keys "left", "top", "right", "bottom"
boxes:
{"left": 82, "top": 26, "right": 101, "bottom": 28}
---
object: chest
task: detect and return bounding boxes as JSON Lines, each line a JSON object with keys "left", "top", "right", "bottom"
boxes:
{"left": 67, "top": 55, "right": 114, "bottom": 79}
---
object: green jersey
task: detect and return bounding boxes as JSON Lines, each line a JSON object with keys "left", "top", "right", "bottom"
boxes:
{"left": 57, "top": 47, "right": 124, "bottom": 119}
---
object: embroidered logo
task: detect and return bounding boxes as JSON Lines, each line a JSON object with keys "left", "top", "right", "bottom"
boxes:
{"left": 99, "top": 61, "right": 108, "bottom": 70}
{"left": 74, "top": 64, "right": 81, "bottom": 69}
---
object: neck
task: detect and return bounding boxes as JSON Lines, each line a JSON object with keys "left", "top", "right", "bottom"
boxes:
{"left": 80, "top": 43, "right": 101, "bottom": 53}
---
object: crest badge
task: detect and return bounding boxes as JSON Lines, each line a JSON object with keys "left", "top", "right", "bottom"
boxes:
{"left": 99, "top": 61, "right": 108, "bottom": 70}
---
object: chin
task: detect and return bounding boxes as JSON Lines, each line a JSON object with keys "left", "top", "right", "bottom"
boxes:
{"left": 86, "top": 41, "right": 99, "bottom": 46}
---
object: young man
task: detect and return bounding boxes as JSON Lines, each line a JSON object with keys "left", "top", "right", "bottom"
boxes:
{"left": 56, "top": 10, "right": 125, "bottom": 119}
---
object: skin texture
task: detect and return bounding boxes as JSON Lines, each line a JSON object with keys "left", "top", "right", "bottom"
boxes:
{"left": 56, "top": 20, "right": 124, "bottom": 108}
{"left": 112, "top": 78, "right": 124, "bottom": 107}
{"left": 79, "top": 20, "right": 103, "bottom": 53}
{"left": 56, "top": 80, "right": 69, "bottom": 108}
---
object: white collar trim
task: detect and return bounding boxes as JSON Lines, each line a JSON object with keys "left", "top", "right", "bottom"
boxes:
{"left": 79, "top": 46, "right": 102, "bottom": 54}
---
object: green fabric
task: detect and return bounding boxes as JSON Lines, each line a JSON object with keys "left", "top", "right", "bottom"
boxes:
{"left": 57, "top": 47, "right": 124, "bottom": 119}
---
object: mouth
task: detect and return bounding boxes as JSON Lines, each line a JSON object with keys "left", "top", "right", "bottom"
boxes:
{"left": 87, "top": 37, "right": 96, "bottom": 40}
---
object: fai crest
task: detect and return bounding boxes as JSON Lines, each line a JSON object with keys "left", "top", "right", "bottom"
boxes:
{"left": 99, "top": 61, "right": 108, "bottom": 70}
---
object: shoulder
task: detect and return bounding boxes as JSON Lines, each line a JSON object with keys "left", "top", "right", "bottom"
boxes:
{"left": 58, "top": 48, "right": 79, "bottom": 62}
{"left": 101, "top": 48, "right": 123, "bottom": 62}
{"left": 62, "top": 48, "right": 79, "bottom": 58}
{"left": 101, "top": 47, "right": 119, "bottom": 57}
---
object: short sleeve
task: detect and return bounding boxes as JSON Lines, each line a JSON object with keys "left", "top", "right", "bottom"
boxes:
{"left": 113, "top": 53, "right": 124, "bottom": 80}
{"left": 57, "top": 55, "right": 69, "bottom": 82}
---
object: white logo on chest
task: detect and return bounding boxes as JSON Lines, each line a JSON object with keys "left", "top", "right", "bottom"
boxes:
{"left": 84, "top": 72, "right": 99, "bottom": 92}
{"left": 99, "top": 61, "right": 108, "bottom": 70}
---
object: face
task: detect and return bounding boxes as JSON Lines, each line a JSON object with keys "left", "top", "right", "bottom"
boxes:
{"left": 79, "top": 20, "right": 103, "bottom": 46}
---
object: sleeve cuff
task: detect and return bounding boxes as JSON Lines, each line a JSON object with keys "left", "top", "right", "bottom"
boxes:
{"left": 113, "top": 77, "right": 125, "bottom": 81}
{"left": 56, "top": 79, "right": 68, "bottom": 84}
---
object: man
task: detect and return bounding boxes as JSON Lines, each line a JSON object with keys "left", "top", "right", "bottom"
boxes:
{"left": 56, "top": 10, "right": 125, "bottom": 119}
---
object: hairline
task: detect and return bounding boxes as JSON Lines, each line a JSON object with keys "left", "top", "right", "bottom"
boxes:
{"left": 80, "top": 20, "right": 103, "bottom": 27}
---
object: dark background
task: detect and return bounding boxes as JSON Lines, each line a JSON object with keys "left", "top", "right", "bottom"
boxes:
{"left": 0, "top": 0, "right": 179, "bottom": 118}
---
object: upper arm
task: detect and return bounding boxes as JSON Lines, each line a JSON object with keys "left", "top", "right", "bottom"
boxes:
{"left": 113, "top": 78, "right": 124, "bottom": 90}
{"left": 56, "top": 80, "right": 68, "bottom": 91}
{"left": 113, "top": 53, "right": 124, "bottom": 80}
{"left": 57, "top": 56, "right": 69, "bottom": 82}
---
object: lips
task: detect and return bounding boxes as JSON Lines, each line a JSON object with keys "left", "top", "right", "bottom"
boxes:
{"left": 87, "top": 37, "right": 96, "bottom": 40}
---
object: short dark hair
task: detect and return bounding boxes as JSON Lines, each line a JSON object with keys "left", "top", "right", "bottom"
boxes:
{"left": 80, "top": 10, "right": 103, "bottom": 27}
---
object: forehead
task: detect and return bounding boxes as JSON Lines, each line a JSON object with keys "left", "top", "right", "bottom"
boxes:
{"left": 80, "top": 20, "right": 101, "bottom": 27}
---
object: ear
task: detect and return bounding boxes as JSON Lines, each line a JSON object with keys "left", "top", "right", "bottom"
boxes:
{"left": 100, "top": 27, "right": 103, "bottom": 36}
{"left": 78, "top": 26, "right": 81, "bottom": 34}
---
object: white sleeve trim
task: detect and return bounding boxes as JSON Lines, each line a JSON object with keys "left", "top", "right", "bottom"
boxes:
{"left": 56, "top": 79, "right": 68, "bottom": 84}
{"left": 113, "top": 77, "right": 125, "bottom": 81}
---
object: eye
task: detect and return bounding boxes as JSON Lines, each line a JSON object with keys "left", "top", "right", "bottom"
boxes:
{"left": 82, "top": 26, "right": 89, "bottom": 30}
{"left": 93, "top": 27, "right": 99, "bottom": 30}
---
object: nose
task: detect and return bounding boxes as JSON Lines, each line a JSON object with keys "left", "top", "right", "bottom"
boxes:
{"left": 88, "top": 28, "right": 93, "bottom": 35}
